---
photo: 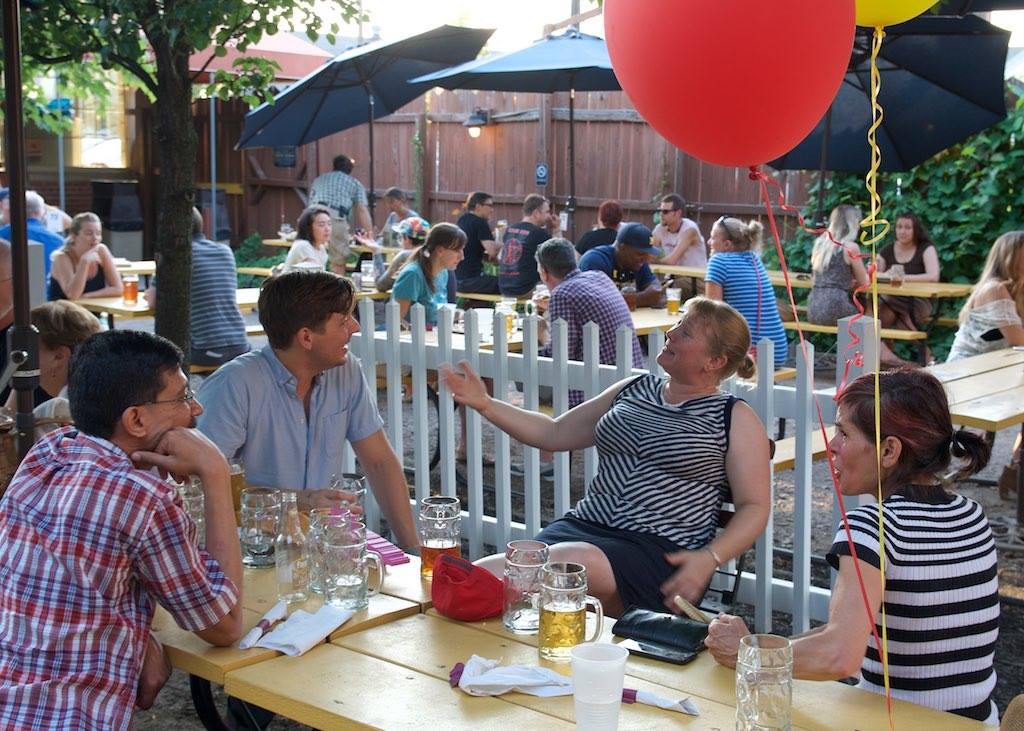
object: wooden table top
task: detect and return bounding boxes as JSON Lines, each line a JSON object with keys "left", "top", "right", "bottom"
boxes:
{"left": 334, "top": 613, "right": 742, "bottom": 729}
{"left": 651, "top": 263, "right": 973, "bottom": 299}
{"left": 419, "top": 610, "right": 989, "bottom": 731}
{"left": 225, "top": 643, "right": 573, "bottom": 730}
{"left": 927, "top": 349, "right": 1024, "bottom": 432}
{"left": 73, "top": 288, "right": 261, "bottom": 319}
{"left": 114, "top": 259, "right": 156, "bottom": 276}
{"left": 152, "top": 566, "right": 419, "bottom": 684}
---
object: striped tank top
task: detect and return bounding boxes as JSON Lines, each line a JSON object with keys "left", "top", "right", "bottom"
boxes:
{"left": 828, "top": 492, "right": 999, "bottom": 723}
{"left": 570, "top": 374, "right": 735, "bottom": 548}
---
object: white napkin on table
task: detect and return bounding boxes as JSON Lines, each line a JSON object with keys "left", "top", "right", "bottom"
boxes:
{"left": 255, "top": 605, "right": 353, "bottom": 656}
{"left": 457, "top": 655, "right": 573, "bottom": 697}
{"left": 455, "top": 655, "right": 701, "bottom": 716}
{"left": 238, "top": 600, "right": 289, "bottom": 649}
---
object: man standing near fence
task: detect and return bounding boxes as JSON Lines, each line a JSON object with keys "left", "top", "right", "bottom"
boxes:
{"left": 196, "top": 270, "right": 419, "bottom": 549}
{"left": 308, "top": 154, "right": 374, "bottom": 273}
{"left": 499, "top": 194, "right": 551, "bottom": 297}
{"left": 535, "top": 238, "right": 643, "bottom": 407}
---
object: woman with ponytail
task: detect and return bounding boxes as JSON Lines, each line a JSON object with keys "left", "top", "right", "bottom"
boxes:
{"left": 442, "top": 297, "right": 771, "bottom": 616}
{"left": 390, "top": 222, "right": 466, "bottom": 327}
{"left": 706, "top": 368, "right": 999, "bottom": 724}
{"left": 704, "top": 216, "right": 789, "bottom": 365}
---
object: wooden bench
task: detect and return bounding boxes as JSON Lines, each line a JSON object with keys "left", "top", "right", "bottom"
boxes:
{"left": 245, "top": 324, "right": 265, "bottom": 337}
{"left": 782, "top": 320, "right": 927, "bottom": 341}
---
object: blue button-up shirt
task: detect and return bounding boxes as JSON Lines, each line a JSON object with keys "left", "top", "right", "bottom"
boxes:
{"left": 196, "top": 345, "right": 383, "bottom": 490}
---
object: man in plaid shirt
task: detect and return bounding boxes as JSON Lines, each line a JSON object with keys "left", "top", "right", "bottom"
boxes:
{"left": 308, "top": 154, "right": 373, "bottom": 273}
{"left": 0, "top": 330, "right": 243, "bottom": 730}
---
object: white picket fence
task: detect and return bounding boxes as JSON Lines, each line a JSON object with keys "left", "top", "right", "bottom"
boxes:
{"left": 347, "top": 298, "right": 882, "bottom": 631}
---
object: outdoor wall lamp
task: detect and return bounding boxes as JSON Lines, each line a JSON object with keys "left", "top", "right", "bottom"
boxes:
{"left": 464, "top": 108, "right": 491, "bottom": 138}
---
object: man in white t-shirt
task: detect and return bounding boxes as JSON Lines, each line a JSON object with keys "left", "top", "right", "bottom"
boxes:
{"left": 652, "top": 193, "right": 707, "bottom": 297}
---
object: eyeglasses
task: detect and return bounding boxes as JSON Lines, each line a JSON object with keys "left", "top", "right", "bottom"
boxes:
{"left": 656, "top": 208, "right": 678, "bottom": 215}
{"left": 136, "top": 386, "right": 197, "bottom": 407}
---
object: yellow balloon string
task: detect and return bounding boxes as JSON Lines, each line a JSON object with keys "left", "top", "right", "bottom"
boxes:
{"left": 862, "top": 25, "right": 895, "bottom": 731}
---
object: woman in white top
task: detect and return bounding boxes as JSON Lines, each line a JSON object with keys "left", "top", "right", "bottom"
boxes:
{"left": 948, "top": 230, "right": 1024, "bottom": 361}
{"left": 4, "top": 300, "right": 100, "bottom": 438}
{"left": 282, "top": 205, "right": 332, "bottom": 272}
{"left": 947, "top": 230, "right": 1023, "bottom": 497}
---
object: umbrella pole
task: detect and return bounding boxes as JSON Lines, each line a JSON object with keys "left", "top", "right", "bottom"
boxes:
{"left": 567, "top": 87, "right": 577, "bottom": 240}
{"left": 1, "top": 0, "right": 41, "bottom": 460}
{"left": 366, "top": 89, "right": 376, "bottom": 221}
{"left": 815, "top": 104, "right": 833, "bottom": 227}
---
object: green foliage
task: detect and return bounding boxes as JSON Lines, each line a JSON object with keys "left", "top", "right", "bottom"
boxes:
{"left": 772, "top": 87, "right": 1024, "bottom": 359}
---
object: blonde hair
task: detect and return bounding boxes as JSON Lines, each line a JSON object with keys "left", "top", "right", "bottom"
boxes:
{"left": 716, "top": 216, "right": 764, "bottom": 253}
{"left": 31, "top": 300, "right": 101, "bottom": 352}
{"left": 683, "top": 296, "right": 756, "bottom": 380}
{"left": 62, "top": 212, "right": 101, "bottom": 253}
{"left": 959, "top": 231, "right": 1024, "bottom": 323}
{"left": 811, "top": 204, "right": 861, "bottom": 273}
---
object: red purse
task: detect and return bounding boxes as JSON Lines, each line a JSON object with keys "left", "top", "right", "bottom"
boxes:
{"left": 430, "top": 554, "right": 503, "bottom": 621}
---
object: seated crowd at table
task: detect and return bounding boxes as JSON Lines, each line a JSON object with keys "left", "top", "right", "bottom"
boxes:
{"left": 0, "top": 174, "right": 1021, "bottom": 728}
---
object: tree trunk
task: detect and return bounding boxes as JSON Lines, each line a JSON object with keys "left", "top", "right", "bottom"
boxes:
{"left": 150, "top": 35, "right": 197, "bottom": 357}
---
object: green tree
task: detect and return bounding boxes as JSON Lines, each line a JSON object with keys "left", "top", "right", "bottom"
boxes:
{"left": 2, "top": 0, "right": 361, "bottom": 352}
{"left": 766, "top": 87, "right": 1024, "bottom": 357}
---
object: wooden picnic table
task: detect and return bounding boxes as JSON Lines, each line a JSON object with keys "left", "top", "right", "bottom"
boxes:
{"left": 114, "top": 259, "right": 156, "bottom": 277}
{"left": 221, "top": 603, "right": 987, "bottom": 729}
{"left": 651, "top": 263, "right": 974, "bottom": 300}
{"left": 927, "top": 348, "right": 1024, "bottom": 522}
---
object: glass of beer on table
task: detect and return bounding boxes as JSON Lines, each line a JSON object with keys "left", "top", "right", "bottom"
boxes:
{"left": 665, "top": 287, "right": 682, "bottom": 315}
{"left": 419, "top": 495, "right": 461, "bottom": 578}
{"left": 537, "top": 562, "right": 603, "bottom": 662}
{"left": 122, "top": 274, "right": 139, "bottom": 306}
{"left": 229, "top": 458, "right": 245, "bottom": 524}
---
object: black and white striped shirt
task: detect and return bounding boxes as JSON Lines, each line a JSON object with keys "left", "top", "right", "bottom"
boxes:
{"left": 828, "top": 492, "right": 999, "bottom": 724}
{"left": 570, "top": 375, "right": 735, "bottom": 548}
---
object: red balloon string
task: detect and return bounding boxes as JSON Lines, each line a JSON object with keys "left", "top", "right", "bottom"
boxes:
{"left": 747, "top": 164, "right": 887, "bottom": 685}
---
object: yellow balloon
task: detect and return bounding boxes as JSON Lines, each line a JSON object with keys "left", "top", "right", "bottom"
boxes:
{"left": 855, "top": 0, "right": 933, "bottom": 27}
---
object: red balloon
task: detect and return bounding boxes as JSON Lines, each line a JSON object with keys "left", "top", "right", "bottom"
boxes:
{"left": 604, "top": 0, "right": 855, "bottom": 168}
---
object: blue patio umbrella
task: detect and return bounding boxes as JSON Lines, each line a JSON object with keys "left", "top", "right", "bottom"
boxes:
{"left": 768, "top": 14, "right": 1009, "bottom": 219}
{"left": 934, "top": 0, "right": 1024, "bottom": 12}
{"left": 237, "top": 25, "right": 494, "bottom": 213}
{"left": 410, "top": 29, "right": 621, "bottom": 236}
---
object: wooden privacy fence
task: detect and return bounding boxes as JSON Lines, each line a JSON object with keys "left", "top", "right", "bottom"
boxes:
{"left": 193, "top": 90, "right": 811, "bottom": 246}
{"left": 342, "top": 300, "right": 886, "bottom": 631}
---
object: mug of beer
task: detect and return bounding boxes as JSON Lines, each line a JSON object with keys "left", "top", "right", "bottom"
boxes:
{"left": 229, "top": 458, "right": 245, "bottom": 525}
{"left": 122, "top": 274, "right": 139, "bottom": 306}
{"left": 307, "top": 507, "right": 354, "bottom": 594}
{"left": 538, "top": 562, "right": 603, "bottom": 662}
{"left": 419, "top": 495, "right": 461, "bottom": 578}
{"left": 665, "top": 287, "right": 682, "bottom": 315}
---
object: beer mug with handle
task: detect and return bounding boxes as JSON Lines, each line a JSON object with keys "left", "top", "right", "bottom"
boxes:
{"left": 502, "top": 540, "right": 550, "bottom": 634}
{"left": 537, "top": 562, "right": 603, "bottom": 662}
{"left": 322, "top": 521, "right": 383, "bottom": 610}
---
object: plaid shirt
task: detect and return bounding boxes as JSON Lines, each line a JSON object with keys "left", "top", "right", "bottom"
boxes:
{"left": 308, "top": 171, "right": 368, "bottom": 218}
{"left": 540, "top": 269, "right": 644, "bottom": 406}
{"left": 0, "top": 428, "right": 238, "bottom": 730}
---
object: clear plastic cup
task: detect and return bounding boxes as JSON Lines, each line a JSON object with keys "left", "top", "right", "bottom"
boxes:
{"left": 571, "top": 642, "right": 628, "bottom": 730}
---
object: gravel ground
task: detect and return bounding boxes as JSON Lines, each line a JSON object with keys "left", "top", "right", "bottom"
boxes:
{"left": 116, "top": 315, "right": 1022, "bottom": 725}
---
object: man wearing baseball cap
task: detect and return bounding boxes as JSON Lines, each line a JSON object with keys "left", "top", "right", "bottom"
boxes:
{"left": 375, "top": 216, "right": 429, "bottom": 292}
{"left": 578, "top": 221, "right": 663, "bottom": 308}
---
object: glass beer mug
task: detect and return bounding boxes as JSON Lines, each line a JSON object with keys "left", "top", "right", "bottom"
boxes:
{"left": 537, "top": 562, "right": 603, "bottom": 662}
{"left": 419, "top": 496, "right": 461, "bottom": 579}
{"left": 502, "top": 540, "right": 550, "bottom": 634}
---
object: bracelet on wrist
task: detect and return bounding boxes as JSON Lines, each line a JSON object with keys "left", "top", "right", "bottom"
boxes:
{"left": 705, "top": 545, "right": 724, "bottom": 568}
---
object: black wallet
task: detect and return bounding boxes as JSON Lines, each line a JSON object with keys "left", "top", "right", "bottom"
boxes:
{"left": 611, "top": 606, "right": 709, "bottom": 663}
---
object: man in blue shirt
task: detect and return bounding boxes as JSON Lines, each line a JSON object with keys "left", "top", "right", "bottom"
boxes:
{"left": 0, "top": 191, "right": 64, "bottom": 285}
{"left": 579, "top": 222, "right": 663, "bottom": 308}
{"left": 196, "top": 270, "right": 418, "bottom": 549}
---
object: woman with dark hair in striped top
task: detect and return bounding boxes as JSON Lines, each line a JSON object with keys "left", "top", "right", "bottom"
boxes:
{"left": 706, "top": 368, "right": 999, "bottom": 724}
{"left": 441, "top": 297, "right": 772, "bottom": 616}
